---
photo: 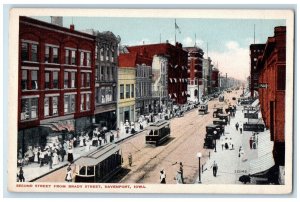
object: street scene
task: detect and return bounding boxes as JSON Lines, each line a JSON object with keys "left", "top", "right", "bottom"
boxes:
{"left": 15, "top": 15, "right": 287, "bottom": 186}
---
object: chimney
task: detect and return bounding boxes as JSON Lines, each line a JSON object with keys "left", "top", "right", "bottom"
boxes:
{"left": 166, "top": 40, "right": 169, "bottom": 43}
{"left": 70, "top": 24, "right": 75, "bottom": 32}
{"left": 50, "top": 16, "right": 63, "bottom": 27}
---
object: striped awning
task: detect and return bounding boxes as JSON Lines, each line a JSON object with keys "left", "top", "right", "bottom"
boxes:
{"left": 249, "top": 130, "right": 275, "bottom": 175}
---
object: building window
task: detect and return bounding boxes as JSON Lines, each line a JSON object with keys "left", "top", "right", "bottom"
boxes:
{"left": 71, "top": 72, "right": 76, "bottom": 88}
{"left": 65, "top": 49, "right": 76, "bottom": 65}
{"left": 100, "top": 48, "right": 104, "bottom": 61}
{"left": 81, "top": 73, "right": 85, "bottom": 87}
{"left": 71, "top": 50, "right": 76, "bottom": 65}
{"left": 64, "top": 72, "right": 69, "bottom": 88}
{"left": 53, "top": 71, "right": 59, "bottom": 89}
{"left": 86, "top": 73, "right": 90, "bottom": 87}
{"left": 44, "top": 97, "right": 49, "bottom": 117}
{"left": 21, "top": 69, "right": 39, "bottom": 90}
{"left": 20, "top": 97, "right": 38, "bottom": 121}
{"left": 80, "top": 93, "right": 91, "bottom": 111}
{"left": 21, "top": 70, "right": 28, "bottom": 90}
{"left": 111, "top": 48, "right": 115, "bottom": 62}
{"left": 21, "top": 42, "right": 39, "bottom": 62}
{"left": 45, "top": 72, "right": 50, "bottom": 89}
{"left": 80, "top": 52, "right": 84, "bottom": 66}
{"left": 126, "top": 84, "right": 130, "bottom": 98}
{"left": 79, "top": 51, "right": 91, "bottom": 67}
{"left": 100, "top": 66, "right": 104, "bottom": 81}
{"left": 64, "top": 94, "right": 76, "bottom": 114}
{"left": 277, "top": 66, "right": 286, "bottom": 90}
{"left": 120, "top": 84, "right": 124, "bottom": 99}
{"left": 31, "top": 71, "right": 38, "bottom": 90}
{"left": 45, "top": 46, "right": 59, "bottom": 63}
{"left": 131, "top": 84, "right": 134, "bottom": 98}
{"left": 64, "top": 71, "right": 76, "bottom": 89}
{"left": 106, "top": 47, "right": 109, "bottom": 61}
{"left": 52, "top": 97, "right": 58, "bottom": 115}
{"left": 86, "top": 52, "right": 91, "bottom": 66}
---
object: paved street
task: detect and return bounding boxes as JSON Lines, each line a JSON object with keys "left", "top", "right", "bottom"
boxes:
{"left": 34, "top": 90, "right": 241, "bottom": 184}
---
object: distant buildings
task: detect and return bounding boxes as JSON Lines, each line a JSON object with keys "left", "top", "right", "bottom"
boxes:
{"left": 127, "top": 42, "right": 188, "bottom": 107}
{"left": 18, "top": 16, "right": 95, "bottom": 155}
{"left": 183, "top": 47, "right": 204, "bottom": 102}
{"left": 256, "top": 26, "right": 286, "bottom": 184}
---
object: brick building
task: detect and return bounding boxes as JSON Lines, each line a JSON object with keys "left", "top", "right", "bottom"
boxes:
{"left": 118, "top": 50, "right": 153, "bottom": 119}
{"left": 183, "top": 47, "right": 204, "bottom": 102}
{"left": 211, "top": 68, "right": 220, "bottom": 92}
{"left": 250, "top": 44, "right": 265, "bottom": 97}
{"left": 18, "top": 16, "right": 95, "bottom": 156}
{"left": 127, "top": 42, "right": 188, "bottom": 107}
{"left": 256, "top": 26, "right": 286, "bottom": 183}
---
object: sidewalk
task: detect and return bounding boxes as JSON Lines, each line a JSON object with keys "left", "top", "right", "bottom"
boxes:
{"left": 195, "top": 104, "right": 260, "bottom": 184}
{"left": 20, "top": 112, "right": 171, "bottom": 182}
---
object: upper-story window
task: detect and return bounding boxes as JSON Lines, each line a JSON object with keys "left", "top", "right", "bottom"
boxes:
{"left": 65, "top": 49, "right": 76, "bottom": 65}
{"left": 64, "top": 94, "right": 76, "bottom": 114}
{"left": 45, "top": 46, "right": 59, "bottom": 63}
{"left": 80, "top": 51, "right": 91, "bottom": 67}
{"left": 126, "top": 84, "right": 130, "bottom": 98}
{"left": 111, "top": 47, "right": 115, "bottom": 62}
{"left": 21, "top": 41, "right": 38, "bottom": 62}
{"left": 100, "top": 48, "right": 104, "bottom": 61}
{"left": 106, "top": 47, "right": 109, "bottom": 61}
{"left": 21, "top": 69, "right": 39, "bottom": 90}
{"left": 131, "top": 84, "right": 134, "bottom": 98}
{"left": 64, "top": 71, "right": 76, "bottom": 89}
{"left": 120, "top": 84, "right": 124, "bottom": 99}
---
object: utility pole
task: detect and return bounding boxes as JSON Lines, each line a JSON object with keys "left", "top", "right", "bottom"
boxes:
{"left": 226, "top": 73, "right": 228, "bottom": 89}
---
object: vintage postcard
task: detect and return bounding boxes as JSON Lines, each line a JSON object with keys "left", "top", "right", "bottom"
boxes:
{"left": 7, "top": 8, "right": 294, "bottom": 194}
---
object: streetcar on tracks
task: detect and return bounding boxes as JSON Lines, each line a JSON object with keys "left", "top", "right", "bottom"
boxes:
{"left": 145, "top": 121, "right": 171, "bottom": 146}
{"left": 73, "top": 143, "right": 122, "bottom": 183}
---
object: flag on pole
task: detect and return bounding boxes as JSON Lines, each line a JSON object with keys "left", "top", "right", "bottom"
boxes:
{"left": 175, "top": 21, "right": 181, "bottom": 34}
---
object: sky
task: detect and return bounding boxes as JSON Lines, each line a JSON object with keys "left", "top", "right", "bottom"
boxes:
{"left": 34, "top": 16, "right": 286, "bottom": 81}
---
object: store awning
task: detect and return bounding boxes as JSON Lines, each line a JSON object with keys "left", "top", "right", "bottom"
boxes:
{"left": 249, "top": 130, "right": 275, "bottom": 175}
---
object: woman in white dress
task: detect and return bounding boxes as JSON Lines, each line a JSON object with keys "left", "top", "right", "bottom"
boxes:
{"left": 85, "top": 140, "right": 90, "bottom": 152}
{"left": 52, "top": 149, "right": 59, "bottom": 165}
{"left": 79, "top": 135, "right": 84, "bottom": 147}
{"left": 33, "top": 147, "right": 39, "bottom": 163}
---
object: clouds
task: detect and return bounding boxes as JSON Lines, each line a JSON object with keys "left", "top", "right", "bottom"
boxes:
{"left": 182, "top": 37, "right": 204, "bottom": 47}
{"left": 208, "top": 40, "right": 250, "bottom": 81}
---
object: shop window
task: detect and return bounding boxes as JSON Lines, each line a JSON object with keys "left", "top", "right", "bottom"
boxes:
{"left": 20, "top": 97, "right": 38, "bottom": 121}
{"left": 44, "top": 97, "right": 49, "bottom": 116}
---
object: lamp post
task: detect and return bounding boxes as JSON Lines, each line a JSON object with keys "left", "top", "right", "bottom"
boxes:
{"left": 197, "top": 152, "right": 202, "bottom": 183}
{"left": 213, "top": 130, "right": 217, "bottom": 152}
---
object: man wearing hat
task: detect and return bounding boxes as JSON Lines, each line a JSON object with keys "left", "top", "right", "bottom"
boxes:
{"left": 160, "top": 169, "right": 166, "bottom": 184}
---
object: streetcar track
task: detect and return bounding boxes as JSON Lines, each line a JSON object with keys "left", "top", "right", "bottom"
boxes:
{"left": 119, "top": 101, "right": 223, "bottom": 183}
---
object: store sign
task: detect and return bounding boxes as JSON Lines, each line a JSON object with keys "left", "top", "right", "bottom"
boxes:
{"left": 258, "top": 83, "right": 268, "bottom": 88}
